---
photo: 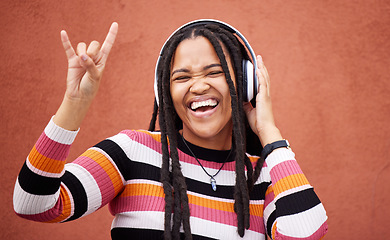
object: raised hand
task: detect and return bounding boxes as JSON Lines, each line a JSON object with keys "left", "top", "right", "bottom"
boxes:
{"left": 61, "top": 22, "right": 118, "bottom": 101}
{"left": 243, "top": 55, "right": 282, "bottom": 146}
{"left": 53, "top": 22, "right": 118, "bottom": 130}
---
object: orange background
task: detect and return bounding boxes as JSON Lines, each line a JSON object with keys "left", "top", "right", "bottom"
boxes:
{"left": 1, "top": 1, "right": 389, "bottom": 239}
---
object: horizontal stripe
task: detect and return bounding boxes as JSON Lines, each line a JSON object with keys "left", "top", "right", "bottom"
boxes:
{"left": 113, "top": 191, "right": 264, "bottom": 232}
{"left": 111, "top": 228, "right": 217, "bottom": 240}
{"left": 189, "top": 195, "right": 234, "bottom": 214}
{"left": 26, "top": 156, "right": 64, "bottom": 178}
{"left": 108, "top": 133, "right": 162, "bottom": 170}
{"left": 177, "top": 134, "right": 235, "bottom": 163}
{"left": 273, "top": 173, "right": 309, "bottom": 196}
{"left": 189, "top": 202, "right": 264, "bottom": 233}
{"left": 77, "top": 150, "right": 126, "bottom": 196}
{"left": 190, "top": 215, "right": 265, "bottom": 240}
{"left": 28, "top": 146, "right": 65, "bottom": 174}
{"left": 102, "top": 157, "right": 268, "bottom": 201}
{"left": 65, "top": 163, "right": 102, "bottom": 216}
{"left": 111, "top": 211, "right": 165, "bottom": 230}
{"left": 188, "top": 192, "right": 264, "bottom": 218}
{"left": 16, "top": 183, "right": 72, "bottom": 223}
{"left": 111, "top": 195, "right": 165, "bottom": 213}
{"left": 15, "top": 123, "right": 327, "bottom": 239}
{"left": 121, "top": 182, "right": 164, "bottom": 198}
{"left": 111, "top": 211, "right": 266, "bottom": 240}
{"left": 275, "top": 221, "right": 328, "bottom": 240}
{"left": 274, "top": 184, "right": 313, "bottom": 202}
{"left": 270, "top": 160, "right": 303, "bottom": 183}
{"left": 13, "top": 179, "right": 60, "bottom": 215}
{"left": 89, "top": 147, "right": 126, "bottom": 184}
{"left": 94, "top": 138, "right": 134, "bottom": 180}
{"left": 44, "top": 117, "right": 79, "bottom": 145}
{"left": 275, "top": 203, "right": 328, "bottom": 238}
{"left": 106, "top": 131, "right": 268, "bottom": 197}
{"left": 35, "top": 133, "right": 70, "bottom": 161}
{"left": 46, "top": 183, "right": 72, "bottom": 222}
{"left": 272, "top": 222, "right": 277, "bottom": 239}
{"left": 178, "top": 149, "right": 236, "bottom": 171}
{"left": 135, "top": 130, "right": 163, "bottom": 143}
{"left": 263, "top": 202, "right": 276, "bottom": 228}
{"left": 18, "top": 162, "right": 60, "bottom": 195}
{"left": 62, "top": 170, "right": 87, "bottom": 221}
{"left": 265, "top": 148, "right": 295, "bottom": 170}
{"left": 73, "top": 156, "right": 115, "bottom": 206}
{"left": 111, "top": 228, "right": 165, "bottom": 240}
{"left": 276, "top": 188, "right": 321, "bottom": 217}
{"left": 124, "top": 130, "right": 164, "bottom": 152}
{"left": 267, "top": 211, "right": 276, "bottom": 237}
{"left": 264, "top": 186, "right": 274, "bottom": 209}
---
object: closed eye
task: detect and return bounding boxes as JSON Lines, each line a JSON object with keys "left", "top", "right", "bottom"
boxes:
{"left": 207, "top": 71, "right": 224, "bottom": 77}
{"left": 172, "top": 75, "right": 191, "bottom": 82}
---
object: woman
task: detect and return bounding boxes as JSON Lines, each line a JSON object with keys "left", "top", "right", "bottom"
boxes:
{"left": 13, "top": 20, "right": 328, "bottom": 239}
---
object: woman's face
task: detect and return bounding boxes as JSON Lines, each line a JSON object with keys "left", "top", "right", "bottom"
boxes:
{"left": 170, "top": 36, "right": 235, "bottom": 150}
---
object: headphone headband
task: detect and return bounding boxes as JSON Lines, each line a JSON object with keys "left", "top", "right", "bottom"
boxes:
{"left": 154, "top": 19, "right": 258, "bottom": 105}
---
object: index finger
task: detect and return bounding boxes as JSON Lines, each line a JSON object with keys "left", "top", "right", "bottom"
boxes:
{"left": 61, "top": 30, "right": 77, "bottom": 60}
{"left": 101, "top": 22, "right": 119, "bottom": 58}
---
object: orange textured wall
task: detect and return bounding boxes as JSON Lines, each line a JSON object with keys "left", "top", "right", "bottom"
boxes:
{"left": 1, "top": 1, "right": 389, "bottom": 239}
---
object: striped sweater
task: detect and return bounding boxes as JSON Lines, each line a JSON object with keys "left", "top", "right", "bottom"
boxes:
{"left": 13, "top": 118, "right": 328, "bottom": 239}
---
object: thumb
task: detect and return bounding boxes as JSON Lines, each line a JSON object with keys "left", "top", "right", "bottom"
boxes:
{"left": 79, "top": 54, "right": 100, "bottom": 81}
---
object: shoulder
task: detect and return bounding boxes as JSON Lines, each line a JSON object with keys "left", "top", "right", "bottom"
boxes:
{"left": 117, "top": 130, "right": 162, "bottom": 145}
{"left": 103, "top": 130, "right": 163, "bottom": 153}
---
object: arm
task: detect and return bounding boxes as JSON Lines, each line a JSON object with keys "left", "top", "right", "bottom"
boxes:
{"left": 244, "top": 56, "right": 328, "bottom": 239}
{"left": 13, "top": 23, "right": 120, "bottom": 222}
{"left": 262, "top": 149, "right": 328, "bottom": 239}
{"left": 14, "top": 118, "right": 126, "bottom": 222}
{"left": 55, "top": 22, "right": 118, "bottom": 131}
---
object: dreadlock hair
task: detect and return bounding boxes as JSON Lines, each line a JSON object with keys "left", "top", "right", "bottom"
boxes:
{"left": 148, "top": 23, "right": 264, "bottom": 239}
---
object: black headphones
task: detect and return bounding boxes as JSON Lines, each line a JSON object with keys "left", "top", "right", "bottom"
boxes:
{"left": 154, "top": 19, "right": 258, "bottom": 104}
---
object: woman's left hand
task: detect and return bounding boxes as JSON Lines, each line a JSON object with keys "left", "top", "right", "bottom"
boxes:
{"left": 243, "top": 55, "right": 283, "bottom": 146}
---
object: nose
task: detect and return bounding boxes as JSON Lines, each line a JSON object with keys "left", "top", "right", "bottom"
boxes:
{"left": 189, "top": 78, "right": 210, "bottom": 94}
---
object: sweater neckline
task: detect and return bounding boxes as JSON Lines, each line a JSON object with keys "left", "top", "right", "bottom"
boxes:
{"left": 176, "top": 132, "right": 235, "bottom": 163}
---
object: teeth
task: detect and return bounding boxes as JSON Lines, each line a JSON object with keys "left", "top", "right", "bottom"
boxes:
{"left": 191, "top": 99, "right": 218, "bottom": 110}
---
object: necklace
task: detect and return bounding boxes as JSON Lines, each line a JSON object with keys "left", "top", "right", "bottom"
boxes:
{"left": 181, "top": 134, "right": 232, "bottom": 191}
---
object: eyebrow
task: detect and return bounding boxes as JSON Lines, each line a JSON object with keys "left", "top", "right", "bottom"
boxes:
{"left": 171, "top": 63, "right": 222, "bottom": 77}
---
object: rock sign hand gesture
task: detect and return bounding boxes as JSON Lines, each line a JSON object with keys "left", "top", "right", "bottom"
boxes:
{"left": 54, "top": 22, "right": 119, "bottom": 130}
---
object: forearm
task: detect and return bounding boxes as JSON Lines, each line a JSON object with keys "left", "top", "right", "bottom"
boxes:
{"left": 53, "top": 95, "right": 93, "bottom": 131}
{"left": 264, "top": 149, "right": 328, "bottom": 239}
{"left": 14, "top": 118, "right": 126, "bottom": 223}
{"left": 13, "top": 118, "right": 78, "bottom": 222}
{"left": 258, "top": 124, "right": 283, "bottom": 147}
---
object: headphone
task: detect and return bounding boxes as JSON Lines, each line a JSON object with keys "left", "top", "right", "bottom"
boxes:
{"left": 154, "top": 19, "right": 258, "bottom": 105}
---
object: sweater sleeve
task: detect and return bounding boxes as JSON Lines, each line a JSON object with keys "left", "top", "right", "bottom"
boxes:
{"left": 263, "top": 148, "right": 328, "bottom": 240}
{"left": 13, "top": 118, "right": 126, "bottom": 223}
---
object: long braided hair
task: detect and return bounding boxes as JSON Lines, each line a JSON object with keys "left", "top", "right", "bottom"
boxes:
{"left": 148, "top": 22, "right": 264, "bottom": 239}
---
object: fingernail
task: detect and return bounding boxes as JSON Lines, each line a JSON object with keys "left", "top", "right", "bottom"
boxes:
{"left": 81, "top": 54, "right": 88, "bottom": 61}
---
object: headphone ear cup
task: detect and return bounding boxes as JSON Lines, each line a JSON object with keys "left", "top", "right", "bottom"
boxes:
{"left": 242, "top": 59, "right": 255, "bottom": 102}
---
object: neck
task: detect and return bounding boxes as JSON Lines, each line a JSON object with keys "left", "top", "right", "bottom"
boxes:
{"left": 181, "top": 125, "right": 233, "bottom": 150}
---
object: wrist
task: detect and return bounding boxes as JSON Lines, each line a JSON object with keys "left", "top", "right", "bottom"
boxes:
{"left": 258, "top": 124, "right": 283, "bottom": 147}
{"left": 53, "top": 96, "right": 92, "bottom": 131}
{"left": 261, "top": 139, "right": 290, "bottom": 160}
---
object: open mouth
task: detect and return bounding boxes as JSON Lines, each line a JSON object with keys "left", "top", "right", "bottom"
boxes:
{"left": 189, "top": 99, "right": 218, "bottom": 112}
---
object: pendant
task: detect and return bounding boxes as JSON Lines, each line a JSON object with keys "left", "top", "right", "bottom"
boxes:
{"left": 210, "top": 177, "right": 217, "bottom": 191}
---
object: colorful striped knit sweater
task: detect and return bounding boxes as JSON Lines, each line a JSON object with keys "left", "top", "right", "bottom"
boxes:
{"left": 13, "top": 118, "right": 328, "bottom": 239}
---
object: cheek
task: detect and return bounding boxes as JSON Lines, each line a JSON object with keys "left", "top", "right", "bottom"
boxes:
{"left": 170, "top": 84, "right": 185, "bottom": 111}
